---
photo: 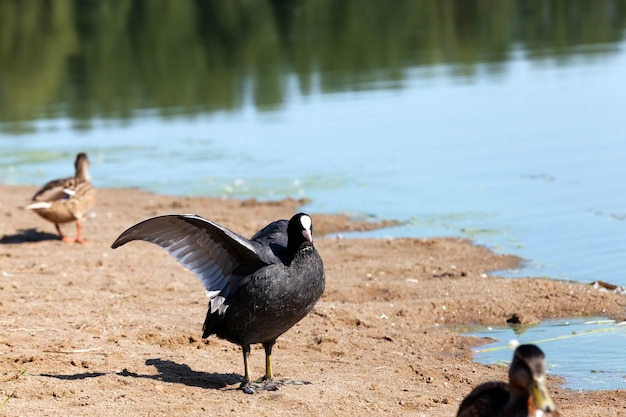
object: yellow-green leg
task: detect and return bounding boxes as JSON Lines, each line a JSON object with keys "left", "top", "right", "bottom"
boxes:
{"left": 263, "top": 341, "right": 275, "bottom": 380}
{"left": 240, "top": 344, "right": 259, "bottom": 394}
{"left": 242, "top": 344, "right": 252, "bottom": 385}
{"left": 239, "top": 341, "right": 280, "bottom": 394}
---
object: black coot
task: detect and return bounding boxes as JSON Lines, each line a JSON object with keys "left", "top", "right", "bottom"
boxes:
{"left": 111, "top": 212, "right": 325, "bottom": 393}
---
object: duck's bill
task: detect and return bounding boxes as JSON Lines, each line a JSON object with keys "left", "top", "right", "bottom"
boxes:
{"left": 529, "top": 375, "right": 556, "bottom": 414}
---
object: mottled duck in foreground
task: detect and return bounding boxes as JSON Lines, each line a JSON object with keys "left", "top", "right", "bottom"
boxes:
{"left": 111, "top": 212, "right": 325, "bottom": 394}
{"left": 457, "top": 344, "right": 559, "bottom": 417}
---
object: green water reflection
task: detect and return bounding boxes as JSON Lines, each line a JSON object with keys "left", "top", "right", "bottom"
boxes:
{"left": 1, "top": 0, "right": 626, "bottom": 133}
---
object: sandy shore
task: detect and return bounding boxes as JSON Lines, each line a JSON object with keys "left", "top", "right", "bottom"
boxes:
{"left": 1, "top": 185, "right": 625, "bottom": 416}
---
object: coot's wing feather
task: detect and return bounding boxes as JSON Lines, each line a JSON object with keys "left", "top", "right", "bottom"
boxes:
{"left": 250, "top": 219, "right": 289, "bottom": 263}
{"left": 111, "top": 214, "right": 268, "bottom": 313}
{"left": 251, "top": 219, "right": 288, "bottom": 244}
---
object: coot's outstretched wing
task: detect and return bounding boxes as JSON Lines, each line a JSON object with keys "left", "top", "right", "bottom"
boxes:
{"left": 111, "top": 214, "right": 269, "bottom": 314}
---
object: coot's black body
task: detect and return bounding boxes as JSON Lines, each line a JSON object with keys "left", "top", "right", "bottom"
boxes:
{"left": 111, "top": 212, "right": 325, "bottom": 393}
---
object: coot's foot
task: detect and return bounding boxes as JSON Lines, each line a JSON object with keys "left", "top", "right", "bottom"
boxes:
{"left": 240, "top": 377, "right": 312, "bottom": 394}
{"left": 240, "top": 377, "right": 281, "bottom": 394}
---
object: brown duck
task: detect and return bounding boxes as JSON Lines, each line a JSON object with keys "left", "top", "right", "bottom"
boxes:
{"left": 457, "top": 344, "right": 560, "bottom": 417}
{"left": 26, "top": 152, "right": 96, "bottom": 243}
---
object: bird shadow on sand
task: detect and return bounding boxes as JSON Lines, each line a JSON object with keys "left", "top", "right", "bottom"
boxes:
{"left": 122, "top": 359, "right": 243, "bottom": 390}
{"left": 0, "top": 228, "right": 59, "bottom": 244}
{"left": 39, "top": 359, "right": 243, "bottom": 390}
{"left": 39, "top": 371, "right": 110, "bottom": 381}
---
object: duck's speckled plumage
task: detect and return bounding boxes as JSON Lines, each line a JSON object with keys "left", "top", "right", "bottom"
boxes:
{"left": 457, "top": 344, "right": 560, "bottom": 417}
{"left": 26, "top": 153, "right": 96, "bottom": 243}
{"left": 111, "top": 212, "right": 325, "bottom": 393}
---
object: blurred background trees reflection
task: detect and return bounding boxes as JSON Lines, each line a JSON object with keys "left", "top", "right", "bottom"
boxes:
{"left": 1, "top": 0, "right": 625, "bottom": 132}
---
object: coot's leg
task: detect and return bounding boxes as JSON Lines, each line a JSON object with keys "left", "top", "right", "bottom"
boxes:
{"left": 240, "top": 343, "right": 255, "bottom": 394}
{"left": 262, "top": 340, "right": 276, "bottom": 381}
{"left": 240, "top": 341, "right": 281, "bottom": 393}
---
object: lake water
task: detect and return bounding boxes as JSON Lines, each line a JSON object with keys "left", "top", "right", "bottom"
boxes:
{"left": 462, "top": 318, "right": 626, "bottom": 391}
{"left": 1, "top": 1, "right": 625, "bottom": 390}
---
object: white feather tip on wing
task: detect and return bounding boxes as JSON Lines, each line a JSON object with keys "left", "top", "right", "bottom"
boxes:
{"left": 209, "top": 295, "right": 228, "bottom": 315}
{"left": 25, "top": 202, "right": 52, "bottom": 210}
{"left": 205, "top": 289, "right": 221, "bottom": 298}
